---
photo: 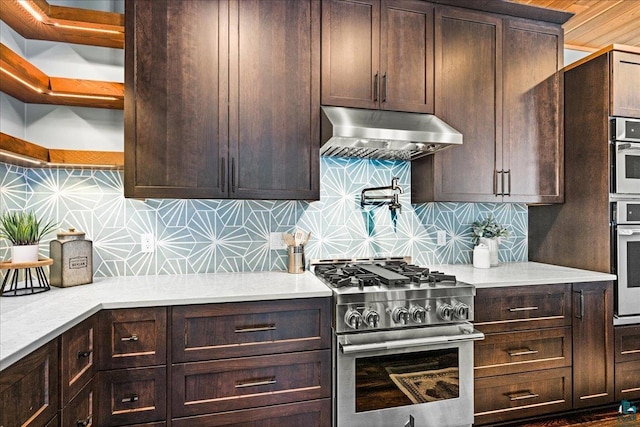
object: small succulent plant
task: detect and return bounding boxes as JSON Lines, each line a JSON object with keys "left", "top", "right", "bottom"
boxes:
{"left": 471, "top": 214, "right": 510, "bottom": 246}
{"left": 0, "top": 211, "right": 57, "bottom": 246}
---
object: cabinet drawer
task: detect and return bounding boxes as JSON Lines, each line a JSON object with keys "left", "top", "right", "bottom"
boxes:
{"left": 0, "top": 339, "right": 59, "bottom": 427}
{"left": 99, "top": 307, "right": 167, "bottom": 369}
{"left": 474, "top": 367, "right": 572, "bottom": 425}
{"left": 98, "top": 367, "right": 167, "bottom": 426}
{"left": 172, "top": 298, "right": 331, "bottom": 362}
{"left": 615, "top": 324, "right": 640, "bottom": 363}
{"left": 61, "top": 377, "right": 96, "bottom": 427}
{"left": 172, "top": 349, "right": 331, "bottom": 417}
{"left": 475, "top": 327, "right": 571, "bottom": 377}
{"left": 475, "top": 284, "right": 571, "bottom": 333}
{"left": 616, "top": 360, "right": 640, "bottom": 402}
{"left": 61, "top": 314, "right": 98, "bottom": 404}
{"left": 172, "top": 398, "right": 331, "bottom": 427}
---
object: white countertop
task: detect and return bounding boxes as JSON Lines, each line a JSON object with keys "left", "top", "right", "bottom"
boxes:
{"left": 0, "top": 271, "right": 331, "bottom": 371}
{"left": 429, "top": 261, "right": 616, "bottom": 288}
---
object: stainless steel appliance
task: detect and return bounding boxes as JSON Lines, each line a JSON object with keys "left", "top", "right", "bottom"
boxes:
{"left": 615, "top": 201, "right": 640, "bottom": 318}
{"left": 311, "top": 257, "right": 483, "bottom": 427}
{"left": 611, "top": 117, "right": 640, "bottom": 195}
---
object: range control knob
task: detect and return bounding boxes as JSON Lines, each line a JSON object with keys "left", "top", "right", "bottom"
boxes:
{"left": 344, "top": 309, "right": 363, "bottom": 330}
{"left": 362, "top": 308, "right": 380, "bottom": 328}
{"left": 392, "top": 306, "right": 409, "bottom": 325}
{"left": 453, "top": 302, "right": 470, "bottom": 320}
{"left": 409, "top": 305, "right": 427, "bottom": 323}
{"left": 437, "top": 303, "right": 453, "bottom": 321}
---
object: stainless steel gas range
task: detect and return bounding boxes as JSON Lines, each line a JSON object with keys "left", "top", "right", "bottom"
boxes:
{"left": 311, "top": 257, "right": 484, "bottom": 427}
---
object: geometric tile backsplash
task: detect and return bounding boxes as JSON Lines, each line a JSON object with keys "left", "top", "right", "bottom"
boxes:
{"left": 0, "top": 157, "right": 527, "bottom": 277}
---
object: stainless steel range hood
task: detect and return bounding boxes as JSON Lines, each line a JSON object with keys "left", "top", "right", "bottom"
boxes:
{"left": 321, "top": 106, "right": 463, "bottom": 161}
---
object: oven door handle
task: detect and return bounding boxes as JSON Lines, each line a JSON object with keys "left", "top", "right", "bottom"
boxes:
{"left": 617, "top": 142, "right": 640, "bottom": 152}
{"left": 618, "top": 228, "right": 640, "bottom": 236}
{"left": 340, "top": 329, "right": 485, "bottom": 354}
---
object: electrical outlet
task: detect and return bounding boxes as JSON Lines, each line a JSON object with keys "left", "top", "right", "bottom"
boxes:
{"left": 436, "top": 230, "right": 447, "bottom": 246}
{"left": 269, "top": 232, "right": 288, "bottom": 250}
{"left": 141, "top": 233, "right": 154, "bottom": 253}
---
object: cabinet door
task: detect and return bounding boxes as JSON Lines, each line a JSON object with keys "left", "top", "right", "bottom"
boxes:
{"left": 572, "top": 281, "right": 614, "bottom": 408}
{"left": 125, "top": 0, "right": 226, "bottom": 199}
{"left": 379, "top": 0, "right": 434, "bottom": 113}
{"left": 61, "top": 377, "right": 96, "bottom": 427}
{"left": 60, "top": 314, "right": 98, "bottom": 405}
{"left": 321, "top": 0, "right": 379, "bottom": 109}
{"left": 0, "top": 339, "right": 59, "bottom": 427}
{"left": 503, "top": 18, "right": 563, "bottom": 203}
{"left": 415, "top": 6, "right": 502, "bottom": 203}
{"left": 611, "top": 51, "right": 640, "bottom": 118}
{"left": 228, "top": 0, "right": 320, "bottom": 200}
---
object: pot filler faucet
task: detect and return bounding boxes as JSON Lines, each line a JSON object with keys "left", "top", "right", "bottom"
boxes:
{"left": 361, "top": 177, "right": 404, "bottom": 213}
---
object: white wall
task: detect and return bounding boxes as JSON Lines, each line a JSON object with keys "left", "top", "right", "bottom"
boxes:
{"left": 564, "top": 48, "right": 592, "bottom": 67}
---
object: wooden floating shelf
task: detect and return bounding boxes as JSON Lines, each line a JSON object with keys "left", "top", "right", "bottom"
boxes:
{"left": 1, "top": 43, "right": 124, "bottom": 110}
{"left": 0, "top": 132, "right": 124, "bottom": 169}
{"left": 0, "top": 0, "right": 124, "bottom": 49}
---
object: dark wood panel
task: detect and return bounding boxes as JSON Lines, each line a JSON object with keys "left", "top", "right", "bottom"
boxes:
{"left": 99, "top": 307, "right": 167, "bottom": 369}
{"left": 229, "top": 0, "right": 320, "bottom": 200}
{"left": 61, "top": 377, "right": 96, "bottom": 427}
{"left": 172, "top": 350, "right": 331, "bottom": 417}
{"left": 125, "top": 0, "right": 226, "bottom": 199}
{"left": 503, "top": 18, "right": 563, "bottom": 203}
{"left": 572, "top": 282, "right": 614, "bottom": 408}
{"left": 0, "top": 339, "right": 59, "bottom": 427}
{"left": 474, "top": 367, "right": 572, "bottom": 426}
{"left": 615, "top": 324, "right": 640, "bottom": 363}
{"left": 321, "top": 0, "right": 379, "bottom": 109}
{"left": 172, "top": 298, "right": 331, "bottom": 363}
{"left": 528, "top": 53, "right": 612, "bottom": 273}
{"left": 171, "top": 398, "right": 331, "bottom": 427}
{"left": 474, "top": 327, "right": 572, "bottom": 378}
{"left": 474, "top": 284, "right": 571, "bottom": 333}
{"left": 611, "top": 51, "right": 640, "bottom": 118}
{"left": 615, "top": 359, "right": 640, "bottom": 402}
{"left": 60, "top": 314, "right": 98, "bottom": 405}
{"left": 380, "top": 0, "right": 434, "bottom": 113}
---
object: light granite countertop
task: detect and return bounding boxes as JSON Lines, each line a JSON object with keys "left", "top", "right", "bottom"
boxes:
{"left": 428, "top": 261, "right": 616, "bottom": 288}
{"left": 0, "top": 271, "right": 332, "bottom": 371}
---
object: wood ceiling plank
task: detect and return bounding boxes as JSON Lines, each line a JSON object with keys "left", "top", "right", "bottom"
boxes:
{"left": 579, "top": 4, "right": 640, "bottom": 47}
{"left": 565, "top": 1, "right": 640, "bottom": 40}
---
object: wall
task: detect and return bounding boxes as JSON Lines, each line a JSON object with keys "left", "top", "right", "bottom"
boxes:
{"left": 0, "top": 158, "right": 528, "bottom": 276}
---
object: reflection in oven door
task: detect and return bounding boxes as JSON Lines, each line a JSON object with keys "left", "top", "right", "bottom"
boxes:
{"left": 617, "top": 225, "right": 640, "bottom": 317}
{"left": 615, "top": 141, "right": 640, "bottom": 194}
{"left": 335, "top": 326, "right": 483, "bottom": 427}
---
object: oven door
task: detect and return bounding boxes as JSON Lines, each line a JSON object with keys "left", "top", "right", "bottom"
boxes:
{"left": 335, "top": 324, "right": 484, "bottom": 427}
{"left": 617, "top": 225, "right": 640, "bottom": 317}
{"left": 615, "top": 141, "right": 640, "bottom": 194}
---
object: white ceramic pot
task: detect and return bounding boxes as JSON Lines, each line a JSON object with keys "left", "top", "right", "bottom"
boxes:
{"left": 473, "top": 243, "right": 491, "bottom": 269}
{"left": 479, "top": 237, "right": 499, "bottom": 266}
{"left": 11, "top": 244, "right": 39, "bottom": 263}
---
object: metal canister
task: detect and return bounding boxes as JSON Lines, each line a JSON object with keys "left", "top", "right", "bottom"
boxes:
{"left": 49, "top": 228, "right": 93, "bottom": 287}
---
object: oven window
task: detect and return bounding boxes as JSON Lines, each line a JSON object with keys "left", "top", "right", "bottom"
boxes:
{"left": 628, "top": 242, "right": 640, "bottom": 288}
{"left": 625, "top": 155, "right": 640, "bottom": 180}
{"left": 355, "top": 348, "right": 458, "bottom": 412}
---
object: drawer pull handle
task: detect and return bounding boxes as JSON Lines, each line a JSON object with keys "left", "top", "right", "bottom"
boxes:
{"left": 121, "top": 334, "right": 139, "bottom": 342}
{"left": 121, "top": 394, "right": 139, "bottom": 403}
{"left": 76, "top": 415, "right": 92, "bottom": 427}
{"left": 507, "top": 391, "right": 539, "bottom": 401}
{"left": 235, "top": 378, "right": 277, "bottom": 388}
{"left": 508, "top": 306, "right": 538, "bottom": 312}
{"left": 508, "top": 349, "right": 539, "bottom": 357}
{"left": 234, "top": 325, "right": 276, "bottom": 333}
{"left": 621, "top": 349, "right": 640, "bottom": 355}
{"left": 77, "top": 350, "right": 92, "bottom": 358}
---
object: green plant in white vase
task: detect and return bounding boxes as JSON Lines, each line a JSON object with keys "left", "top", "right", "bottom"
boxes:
{"left": 471, "top": 214, "right": 510, "bottom": 266}
{"left": 0, "top": 211, "right": 57, "bottom": 263}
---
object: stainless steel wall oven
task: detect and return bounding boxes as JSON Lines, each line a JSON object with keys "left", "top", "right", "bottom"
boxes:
{"left": 612, "top": 117, "right": 640, "bottom": 195}
{"left": 614, "top": 201, "right": 640, "bottom": 318}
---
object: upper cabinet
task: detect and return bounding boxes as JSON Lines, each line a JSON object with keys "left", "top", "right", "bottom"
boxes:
{"left": 412, "top": 5, "right": 564, "bottom": 204}
{"left": 125, "top": 0, "right": 319, "bottom": 200}
{"left": 611, "top": 51, "right": 640, "bottom": 118}
{"left": 321, "top": 0, "right": 434, "bottom": 113}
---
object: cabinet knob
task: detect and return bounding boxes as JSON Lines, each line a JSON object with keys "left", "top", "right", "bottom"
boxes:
{"left": 77, "top": 350, "right": 92, "bottom": 358}
{"left": 76, "top": 415, "right": 92, "bottom": 427}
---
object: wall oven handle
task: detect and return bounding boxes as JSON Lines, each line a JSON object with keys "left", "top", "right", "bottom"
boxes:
{"left": 617, "top": 142, "right": 640, "bottom": 151}
{"left": 618, "top": 228, "right": 640, "bottom": 236}
{"left": 340, "top": 329, "right": 484, "bottom": 354}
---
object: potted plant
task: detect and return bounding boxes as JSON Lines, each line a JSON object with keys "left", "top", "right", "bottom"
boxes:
{"left": 471, "top": 214, "right": 510, "bottom": 266}
{"left": 0, "top": 211, "right": 57, "bottom": 263}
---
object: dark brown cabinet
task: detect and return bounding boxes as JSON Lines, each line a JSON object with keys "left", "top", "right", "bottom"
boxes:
{"left": 615, "top": 324, "right": 640, "bottom": 402}
{"left": 0, "top": 339, "right": 59, "bottom": 427}
{"left": 60, "top": 314, "right": 98, "bottom": 405}
{"left": 321, "top": 0, "right": 434, "bottom": 113}
{"left": 412, "top": 6, "right": 563, "bottom": 203}
{"left": 61, "top": 378, "right": 96, "bottom": 427}
{"left": 125, "top": 0, "right": 319, "bottom": 200}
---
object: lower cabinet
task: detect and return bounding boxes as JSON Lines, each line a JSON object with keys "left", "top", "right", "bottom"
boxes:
{"left": 615, "top": 324, "right": 640, "bottom": 402}
{"left": 474, "top": 282, "right": 614, "bottom": 425}
{"left": 61, "top": 377, "right": 96, "bottom": 427}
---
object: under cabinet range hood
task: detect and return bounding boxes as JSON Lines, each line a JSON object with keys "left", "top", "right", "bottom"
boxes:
{"left": 320, "top": 106, "right": 463, "bottom": 160}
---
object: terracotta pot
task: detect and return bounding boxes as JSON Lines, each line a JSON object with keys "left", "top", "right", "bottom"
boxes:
{"left": 11, "top": 244, "right": 39, "bottom": 263}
